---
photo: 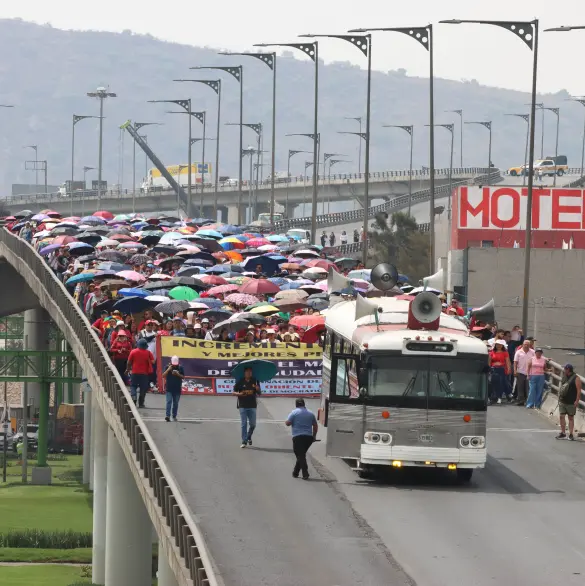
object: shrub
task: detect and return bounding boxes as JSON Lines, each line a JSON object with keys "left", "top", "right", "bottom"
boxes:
{"left": 0, "top": 529, "right": 92, "bottom": 549}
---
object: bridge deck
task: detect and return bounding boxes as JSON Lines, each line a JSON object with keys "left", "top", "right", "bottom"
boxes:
{"left": 143, "top": 395, "right": 585, "bottom": 586}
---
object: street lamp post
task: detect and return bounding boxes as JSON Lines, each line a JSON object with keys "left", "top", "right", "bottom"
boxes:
{"left": 445, "top": 110, "right": 463, "bottom": 168}
{"left": 506, "top": 113, "right": 530, "bottom": 185}
{"left": 383, "top": 125, "right": 414, "bottom": 214}
{"left": 242, "top": 146, "right": 257, "bottom": 223}
{"left": 351, "top": 25, "right": 435, "bottom": 272}
{"left": 323, "top": 152, "right": 345, "bottom": 214}
{"left": 344, "top": 116, "right": 363, "bottom": 174}
{"left": 81, "top": 166, "right": 94, "bottom": 217}
{"left": 286, "top": 149, "right": 310, "bottom": 215}
{"left": 87, "top": 87, "right": 116, "bottom": 208}
{"left": 302, "top": 33, "right": 371, "bottom": 266}
{"left": 132, "top": 122, "right": 162, "bottom": 213}
{"left": 24, "top": 145, "right": 38, "bottom": 193}
{"left": 540, "top": 107, "right": 560, "bottom": 186}
{"left": 190, "top": 66, "right": 243, "bottom": 223}
{"left": 304, "top": 161, "right": 314, "bottom": 216}
{"left": 464, "top": 121, "right": 492, "bottom": 185}
{"left": 566, "top": 98, "right": 585, "bottom": 179}
{"left": 530, "top": 103, "right": 545, "bottom": 160}
{"left": 255, "top": 41, "right": 319, "bottom": 243}
{"left": 220, "top": 52, "right": 277, "bottom": 225}
{"left": 441, "top": 18, "right": 539, "bottom": 335}
{"left": 148, "top": 99, "right": 192, "bottom": 215}
{"left": 71, "top": 115, "right": 99, "bottom": 217}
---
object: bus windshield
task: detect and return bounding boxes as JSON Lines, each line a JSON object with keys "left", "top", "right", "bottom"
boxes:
{"left": 367, "top": 355, "right": 487, "bottom": 401}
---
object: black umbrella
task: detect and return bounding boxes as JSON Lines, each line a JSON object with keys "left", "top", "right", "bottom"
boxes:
{"left": 168, "top": 276, "right": 208, "bottom": 290}
{"left": 107, "top": 228, "right": 132, "bottom": 237}
{"left": 77, "top": 254, "right": 97, "bottom": 263}
{"left": 96, "top": 262, "right": 132, "bottom": 272}
{"left": 152, "top": 244, "right": 178, "bottom": 255}
{"left": 76, "top": 232, "right": 103, "bottom": 245}
{"left": 307, "top": 292, "right": 329, "bottom": 301}
{"left": 200, "top": 309, "right": 233, "bottom": 321}
{"left": 177, "top": 266, "right": 203, "bottom": 277}
{"left": 51, "top": 227, "right": 79, "bottom": 235}
{"left": 97, "top": 250, "right": 129, "bottom": 263}
{"left": 83, "top": 226, "right": 110, "bottom": 234}
{"left": 129, "top": 253, "right": 152, "bottom": 265}
{"left": 307, "top": 298, "right": 329, "bottom": 311}
{"left": 157, "top": 256, "right": 187, "bottom": 267}
{"left": 184, "top": 258, "right": 214, "bottom": 267}
{"left": 142, "top": 280, "right": 175, "bottom": 291}
{"left": 235, "top": 312, "right": 266, "bottom": 325}
{"left": 195, "top": 238, "right": 221, "bottom": 253}
{"left": 154, "top": 299, "right": 191, "bottom": 315}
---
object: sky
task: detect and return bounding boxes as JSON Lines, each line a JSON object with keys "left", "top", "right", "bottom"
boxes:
{"left": 1, "top": 0, "right": 585, "bottom": 96}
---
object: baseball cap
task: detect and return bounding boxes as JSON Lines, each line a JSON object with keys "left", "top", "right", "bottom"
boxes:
{"left": 194, "top": 324, "right": 202, "bottom": 329}
{"left": 202, "top": 318, "right": 209, "bottom": 323}
{"left": 535, "top": 347, "right": 543, "bottom": 353}
{"left": 116, "top": 320, "right": 124, "bottom": 326}
{"left": 295, "top": 398, "right": 305, "bottom": 407}
{"left": 171, "top": 356, "right": 179, "bottom": 366}
{"left": 564, "top": 363, "right": 574, "bottom": 370}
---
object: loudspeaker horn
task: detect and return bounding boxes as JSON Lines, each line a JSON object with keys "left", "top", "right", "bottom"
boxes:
{"left": 327, "top": 267, "right": 352, "bottom": 295}
{"left": 355, "top": 294, "right": 381, "bottom": 322}
{"left": 371, "top": 263, "right": 399, "bottom": 292}
{"left": 408, "top": 291, "right": 442, "bottom": 330}
{"left": 422, "top": 268, "right": 444, "bottom": 291}
{"left": 471, "top": 298, "right": 495, "bottom": 325}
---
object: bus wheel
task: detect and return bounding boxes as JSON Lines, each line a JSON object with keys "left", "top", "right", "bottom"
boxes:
{"left": 456, "top": 469, "right": 473, "bottom": 483}
{"left": 357, "top": 466, "right": 373, "bottom": 479}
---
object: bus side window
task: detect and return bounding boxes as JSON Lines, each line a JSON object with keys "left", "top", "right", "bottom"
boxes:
{"left": 334, "top": 336, "right": 342, "bottom": 354}
{"left": 324, "top": 331, "right": 332, "bottom": 359}
{"left": 335, "top": 358, "right": 358, "bottom": 399}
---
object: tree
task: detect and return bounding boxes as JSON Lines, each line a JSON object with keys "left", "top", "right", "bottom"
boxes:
{"left": 367, "top": 211, "right": 430, "bottom": 282}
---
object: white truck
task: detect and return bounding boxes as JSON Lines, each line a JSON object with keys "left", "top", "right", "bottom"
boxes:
{"left": 142, "top": 163, "right": 212, "bottom": 192}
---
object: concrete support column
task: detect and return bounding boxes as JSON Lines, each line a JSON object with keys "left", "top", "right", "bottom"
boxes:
{"left": 82, "top": 383, "right": 92, "bottom": 485}
{"left": 226, "top": 204, "right": 239, "bottom": 225}
{"left": 89, "top": 392, "right": 96, "bottom": 490}
{"left": 157, "top": 543, "right": 179, "bottom": 586}
{"left": 92, "top": 406, "right": 108, "bottom": 585}
{"left": 23, "top": 308, "right": 50, "bottom": 410}
{"left": 105, "top": 428, "right": 152, "bottom": 586}
{"left": 217, "top": 205, "right": 228, "bottom": 223}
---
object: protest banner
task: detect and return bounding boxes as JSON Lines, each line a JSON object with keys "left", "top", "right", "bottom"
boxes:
{"left": 157, "top": 337, "right": 322, "bottom": 396}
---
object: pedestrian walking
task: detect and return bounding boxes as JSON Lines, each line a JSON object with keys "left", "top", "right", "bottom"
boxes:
{"left": 489, "top": 340, "right": 512, "bottom": 404}
{"left": 513, "top": 339, "right": 534, "bottom": 406}
{"left": 526, "top": 348, "right": 548, "bottom": 409}
{"left": 556, "top": 363, "right": 582, "bottom": 440}
{"left": 285, "top": 398, "right": 318, "bottom": 479}
{"left": 126, "top": 338, "right": 155, "bottom": 408}
{"left": 320, "top": 231, "right": 327, "bottom": 247}
{"left": 163, "top": 355, "right": 184, "bottom": 422}
{"left": 233, "top": 366, "right": 261, "bottom": 448}
{"left": 340, "top": 230, "right": 348, "bottom": 245}
{"left": 353, "top": 229, "right": 359, "bottom": 243}
{"left": 329, "top": 231, "right": 335, "bottom": 247}
{"left": 110, "top": 330, "right": 133, "bottom": 383}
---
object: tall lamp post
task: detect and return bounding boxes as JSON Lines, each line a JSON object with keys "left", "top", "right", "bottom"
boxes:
{"left": 148, "top": 99, "right": 192, "bottom": 215}
{"left": 242, "top": 146, "right": 257, "bottom": 223}
{"left": 302, "top": 33, "right": 371, "bottom": 266}
{"left": 226, "top": 122, "right": 262, "bottom": 193}
{"left": 506, "top": 113, "right": 530, "bottom": 186}
{"left": 383, "top": 125, "right": 414, "bottom": 214}
{"left": 445, "top": 109, "right": 463, "bottom": 168}
{"left": 566, "top": 98, "right": 585, "bottom": 178}
{"left": 71, "top": 115, "right": 99, "bottom": 216}
{"left": 539, "top": 107, "right": 560, "bottom": 186}
{"left": 132, "top": 122, "right": 162, "bottom": 213}
{"left": 24, "top": 145, "right": 38, "bottom": 193}
{"left": 441, "top": 18, "right": 539, "bottom": 335}
{"left": 220, "top": 51, "right": 277, "bottom": 225}
{"left": 255, "top": 41, "right": 319, "bottom": 242}
{"left": 351, "top": 25, "right": 435, "bottom": 272}
{"left": 286, "top": 149, "right": 311, "bottom": 214}
{"left": 191, "top": 137, "right": 216, "bottom": 218}
{"left": 464, "top": 121, "right": 492, "bottom": 185}
{"left": 344, "top": 116, "right": 363, "bottom": 174}
{"left": 174, "top": 80, "right": 222, "bottom": 216}
{"left": 326, "top": 156, "right": 349, "bottom": 214}
{"left": 87, "top": 87, "right": 116, "bottom": 208}
{"left": 190, "top": 66, "right": 243, "bottom": 223}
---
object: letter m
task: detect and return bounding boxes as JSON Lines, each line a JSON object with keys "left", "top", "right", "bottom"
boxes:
{"left": 459, "top": 186, "right": 490, "bottom": 228}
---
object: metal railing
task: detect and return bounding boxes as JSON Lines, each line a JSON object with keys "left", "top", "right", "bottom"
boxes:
{"left": 546, "top": 361, "right": 585, "bottom": 411}
{"left": 276, "top": 170, "right": 502, "bottom": 231}
{"left": 0, "top": 228, "right": 216, "bottom": 586}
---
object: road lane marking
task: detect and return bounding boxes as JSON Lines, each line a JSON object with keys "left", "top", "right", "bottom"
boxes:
{"left": 487, "top": 428, "right": 557, "bottom": 433}
{"left": 142, "top": 416, "right": 286, "bottom": 424}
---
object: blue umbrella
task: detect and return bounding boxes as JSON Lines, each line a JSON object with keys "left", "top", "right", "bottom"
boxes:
{"left": 184, "top": 258, "right": 214, "bottom": 267}
{"left": 80, "top": 216, "right": 106, "bottom": 224}
{"left": 231, "top": 359, "right": 278, "bottom": 382}
{"left": 118, "top": 288, "right": 149, "bottom": 298}
{"left": 196, "top": 298, "right": 224, "bottom": 308}
{"left": 68, "top": 241, "right": 94, "bottom": 250}
{"left": 205, "top": 265, "right": 232, "bottom": 274}
{"left": 96, "top": 262, "right": 131, "bottom": 272}
{"left": 112, "top": 296, "right": 155, "bottom": 314}
{"left": 39, "top": 243, "right": 62, "bottom": 256}
{"left": 196, "top": 229, "right": 223, "bottom": 239}
{"left": 268, "top": 277, "right": 288, "bottom": 286}
{"left": 267, "top": 234, "right": 289, "bottom": 243}
{"left": 241, "top": 255, "right": 280, "bottom": 277}
{"left": 65, "top": 272, "right": 97, "bottom": 285}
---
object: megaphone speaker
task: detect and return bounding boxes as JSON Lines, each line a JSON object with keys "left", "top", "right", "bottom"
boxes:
{"left": 408, "top": 291, "right": 442, "bottom": 330}
{"left": 371, "top": 263, "right": 399, "bottom": 291}
{"left": 471, "top": 298, "right": 495, "bottom": 325}
{"left": 422, "top": 268, "right": 444, "bottom": 291}
{"left": 355, "top": 294, "right": 381, "bottom": 322}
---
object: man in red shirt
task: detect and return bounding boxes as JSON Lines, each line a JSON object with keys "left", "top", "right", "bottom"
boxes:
{"left": 450, "top": 299, "right": 464, "bottom": 317}
{"left": 126, "top": 338, "right": 155, "bottom": 407}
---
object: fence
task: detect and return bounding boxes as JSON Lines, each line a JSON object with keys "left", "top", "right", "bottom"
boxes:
{"left": 546, "top": 361, "right": 585, "bottom": 410}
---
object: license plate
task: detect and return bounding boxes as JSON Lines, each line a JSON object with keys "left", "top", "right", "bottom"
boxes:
{"left": 419, "top": 434, "right": 434, "bottom": 443}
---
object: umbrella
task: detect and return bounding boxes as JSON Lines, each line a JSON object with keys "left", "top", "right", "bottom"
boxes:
{"left": 168, "top": 276, "right": 207, "bottom": 289}
{"left": 97, "top": 250, "right": 128, "bottom": 263}
{"left": 307, "top": 298, "right": 329, "bottom": 312}
{"left": 212, "top": 318, "right": 249, "bottom": 335}
{"left": 302, "top": 323, "right": 327, "bottom": 344}
{"left": 240, "top": 279, "right": 280, "bottom": 295}
{"left": 96, "top": 262, "right": 131, "bottom": 272}
{"left": 112, "top": 296, "right": 155, "bottom": 314}
{"left": 289, "top": 314, "right": 325, "bottom": 328}
{"left": 119, "top": 242, "right": 146, "bottom": 250}
{"left": 145, "top": 295, "right": 169, "bottom": 303}
{"left": 177, "top": 266, "right": 204, "bottom": 277}
{"left": 76, "top": 232, "right": 103, "bottom": 245}
{"left": 348, "top": 269, "right": 372, "bottom": 281}
{"left": 116, "top": 270, "right": 146, "bottom": 282}
{"left": 267, "top": 234, "right": 289, "bottom": 243}
{"left": 409, "top": 287, "right": 441, "bottom": 296}
{"left": 246, "top": 238, "right": 271, "bottom": 247}
{"left": 94, "top": 211, "right": 114, "bottom": 220}
{"left": 95, "top": 239, "right": 120, "bottom": 248}
{"left": 198, "top": 274, "right": 228, "bottom": 286}
{"left": 155, "top": 300, "right": 191, "bottom": 315}
{"left": 225, "top": 293, "right": 260, "bottom": 306}
{"left": 39, "top": 243, "right": 62, "bottom": 256}
{"left": 148, "top": 273, "right": 173, "bottom": 281}
{"left": 168, "top": 286, "right": 199, "bottom": 301}
{"left": 295, "top": 249, "right": 321, "bottom": 258}
{"left": 67, "top": 242, "right": 95, "bottom": 256}
{"left": 231, "top": 359, "right": 277, "bottom": 382}
{"left": 129, "top": 254, "right": 152, "bottom": 265}
{"left": 100, "top": 279, "right": 129, "bottom": 289}
{"left": 249, "top": 305, "right": 280, "bottom": 316}
{"left": 196, "top": 229, "right": 223, "bottom": 239}
{"left": 52, "top": 235, "right": 78, "bottom": 245}
{"left": 65, "top": 272, "right": 97, "bottom": 285}
{"left": 274, "top": 298, "right": 308, "bottom": 312}
{"left": 232, "top": 311, "right": 266, "bottom": 325}
{"left": 205, "top": 264, "right": 233, "bottom": 274}
{"left": 334, "top": 257, "right": 359, "bottom": 269}
{"left": 200, "top": 309, "right": 233, "bottom": 322}
{"left": 274, "top": 289, "right": 308, "bottom": 300}
{"left": 118, "top": 287, "right": 149, "bottom": 298}
{"left": 196, "top": 297, "right": 225, "bottom": 308}
{"left": 152, "top": 245, "right": 178, "bottom": 255}
{"left": 207, "top": 284, "right": 239, "bottom": 296}
{"left": 280, "top": 263, "right": 302, "bottom": 271}
{"left": 305, "top": 259, "right": 338, "bottom": 272}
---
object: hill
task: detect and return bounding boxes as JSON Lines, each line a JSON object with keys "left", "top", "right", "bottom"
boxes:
{"left": 0, "top": 19, "right": 580, "bottom": 196}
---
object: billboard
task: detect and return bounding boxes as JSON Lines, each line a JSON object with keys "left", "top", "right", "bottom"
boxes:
{"left": 157, "top": 337, "right": 323, "bottom": 396}
{"left": 452, "top": 186, "right": 585, "bottom": 249}
{"left": 150, "top": 163, "right": 211, "bottom": 178}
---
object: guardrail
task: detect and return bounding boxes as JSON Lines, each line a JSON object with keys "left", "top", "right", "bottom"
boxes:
{"left": 5, "top": 167, "right": 492, "bottom": 205}
{"left": 275, "top": 170, "right": 502, "bottom": 231}
{"left": 546, "top": 360, "right": 585, "bottom": 410}
{"left": 0, "top": 228, "right": 216, "bottom": 586}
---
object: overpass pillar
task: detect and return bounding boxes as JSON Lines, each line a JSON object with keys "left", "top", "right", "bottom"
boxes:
{"left": 226, "top": 204, "right": 239, "bottom": 225}
{"left": 23, "top": 308, "right": 50, "bottom": 410}
{"left": 104, "top": 427, "right": 152, "bottom": 586}
{"left": 217, "top": 205, "right": 228, "bottom": 223}
{"left": 92, "top": 405, "right": 108, "bottom": 585}
{"left": 157, "top": 543, "right": 179, "bottom": 586}
{"left": 82, "top": 382, "right": 92, "bottom": 485}
{"left": 89, "top": 393, "right": 96, "bottom": 490}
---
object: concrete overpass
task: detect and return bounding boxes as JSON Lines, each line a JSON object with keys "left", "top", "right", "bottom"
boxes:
{"left": 4, "top": 167, "right": 490, "bottom": 221}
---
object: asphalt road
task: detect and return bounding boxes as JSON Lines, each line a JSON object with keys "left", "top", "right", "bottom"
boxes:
{"left": 143, "top": 395, "right": 585, "bottom": 586}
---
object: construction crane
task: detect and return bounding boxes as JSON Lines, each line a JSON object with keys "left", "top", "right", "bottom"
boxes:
{"left": 120, "top": 121, "right": 188, "bottom": 211}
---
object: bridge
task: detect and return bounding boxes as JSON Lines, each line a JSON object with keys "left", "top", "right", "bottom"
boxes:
{"left": 4, "top": 167, "right": 491, "bottom": 221}
{"left": 2, "top": 225, "right": 585, "bottom": 586}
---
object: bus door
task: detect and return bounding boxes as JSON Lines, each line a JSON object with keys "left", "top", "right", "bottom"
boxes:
{"left": 325, "top": 353, "right": 365, "bottom": 459}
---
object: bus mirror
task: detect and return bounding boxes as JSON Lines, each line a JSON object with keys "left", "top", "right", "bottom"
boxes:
{"left": 358, "top": 367, "right": 368, "bottom": 388}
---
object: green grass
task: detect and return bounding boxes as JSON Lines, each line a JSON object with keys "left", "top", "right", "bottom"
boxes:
{"left": 0, "top": 565, "right": 91, "bottom": 586}
{"left": 0, "top": 456, "right": 92, "bottom": 533}
{"left": 0, "top": 548, "right": 92, "bottom": 563}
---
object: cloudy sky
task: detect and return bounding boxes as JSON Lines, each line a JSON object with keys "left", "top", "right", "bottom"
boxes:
{"left": 1, "top": 0, "right": 584, "bottom": 94}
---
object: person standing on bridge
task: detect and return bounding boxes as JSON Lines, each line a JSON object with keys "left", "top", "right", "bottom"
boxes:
{"left": 556, "top": 363, "right": 581, "bottom": 441}
{"left": 233, "top": 367, "right": 261, "bottom": 448}
{"left": 285, "top": 398, "right": 318, "bottom": 480}
{"left": 163, "top": 355, "right": 184, "bottom": 422}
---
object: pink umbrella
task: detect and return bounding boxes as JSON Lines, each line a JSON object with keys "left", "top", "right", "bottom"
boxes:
{"left": 96, "top": 239, "right": 119, "bottom": 248}
{"left": 118, "top": 242, "right": 146, "bottom": 249}
{"left": 257, "top": 244, "right": 278, "bottom": 252}
{"left": 149, "top": 273, "right": 172, "bottom": 280}
{"left": 315, "top": 281, "right": 328, "bottom": 291}
{"left": 225, "top": 293, "right": 260, "bottom": 306}
{"left": 198, "top": 275, "right": 228, "bottom": 286}
{"left": 246, "top": 238, "right": 271, "bottom": 248}
{"left": 116, "top": 270, "right": 146, "bottom": 282}
{"left": 208, "top": 284, "right": 240, "bottom": 296}
{"left": 240, "top": 279, "right": 280, "bottom": 295}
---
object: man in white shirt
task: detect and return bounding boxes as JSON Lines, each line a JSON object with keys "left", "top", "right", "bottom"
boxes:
{"left": 514, "top": 339, "right": 535, "bottom": 406}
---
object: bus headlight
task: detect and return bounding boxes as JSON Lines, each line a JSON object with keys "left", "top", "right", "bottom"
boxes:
{"left": 460, "top": 437, "right": 470, "bottom": 447}
{"left": 364, "top": 432, "right": 392, "bottom": 444}
{"left": 460, "top": 436, "right": 485, "bottom": 448}
{"left": 380, "top": 433, "right": 391, "bottom": 444}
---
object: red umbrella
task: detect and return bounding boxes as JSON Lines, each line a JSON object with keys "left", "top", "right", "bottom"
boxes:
{"left": 290, "top": 314, "right": 325, "bottom": 329}
{"left": 52, "top": 235, "right": 78, "bottom": 245}
{"left": 301, "top": 323, "right": 326, "bottom": 343}
{"left": 240, "top": 279, "right": 280, "bottom": 295}
{"left": 305, "top": 259, "right": 339, "bottom": 272}
{"left": 94, "top": 210, "right": 114, "bottom": 220}
{"left": 245, "top": 238, "right": 271, "bottom": 248}
{"left": 198, "top": 274, "right": 228, "bottom": 286}
{"left": 110, "top": 234, "right": 135, "bottom": 241}
{"left": 207, "top": 284, "right": 239, "bottom": 296}
{"left": 42, "top": 210, "right": 61, "bottom": 218}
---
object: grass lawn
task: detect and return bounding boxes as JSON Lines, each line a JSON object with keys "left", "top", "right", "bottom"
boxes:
{"left": 0, "top": 565, "right": 91, "bottom": 586}
{"left": 0, "top": 548, "right": 92, "bottom": 563}
{"left": 0, "top": 455, "right": 92, "bottom": 533}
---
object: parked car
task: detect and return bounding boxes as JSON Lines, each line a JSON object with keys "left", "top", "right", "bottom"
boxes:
{"left": 11, "top": 424, "right": 39, "bottom": 451}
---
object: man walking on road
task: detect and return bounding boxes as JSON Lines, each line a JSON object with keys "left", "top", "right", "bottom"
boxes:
{"left": 556, "top": 363, "right": 582, "bottom": 441}
{"left": 233, "top": 367, "right": 261, "bottom": 448}
{"left": 285, "top": 399, "right": 318, "bottom": 480}
{"left": 514, "top": 339, "right": 534, "bottom": 406}
{"left": 163, "top": 355, "right": 184, "bottom": 422}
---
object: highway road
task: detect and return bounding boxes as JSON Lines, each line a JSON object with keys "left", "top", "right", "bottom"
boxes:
{"left": 143, "top": 395, "right": 585, "bottom": 586}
